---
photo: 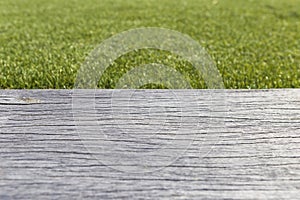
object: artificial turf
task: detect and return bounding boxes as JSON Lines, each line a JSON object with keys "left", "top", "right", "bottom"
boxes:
{"left": 0, "top": 0, "right": 299, "bottom": 89}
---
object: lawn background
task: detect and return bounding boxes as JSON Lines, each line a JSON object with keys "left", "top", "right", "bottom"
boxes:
{"left": 0, "top": 0, "right": 299, "bottom": 89}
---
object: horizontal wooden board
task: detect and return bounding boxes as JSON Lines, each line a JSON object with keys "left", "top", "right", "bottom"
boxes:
{"left": 0, "top": 89, "right": 299, "bottom": 199}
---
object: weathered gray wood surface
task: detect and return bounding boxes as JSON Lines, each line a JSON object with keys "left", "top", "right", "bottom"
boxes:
{"left": 0, "top": 89, "right": 299, "bottom": 199}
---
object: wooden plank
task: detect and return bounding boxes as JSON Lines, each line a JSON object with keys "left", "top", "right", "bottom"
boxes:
{"left": 0, "top": 89, "right": 299, "bottom": 199}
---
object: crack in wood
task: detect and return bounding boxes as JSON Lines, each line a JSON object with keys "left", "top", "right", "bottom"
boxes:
{"left": 0, "top": 96, "right": 41, "bottom": 105}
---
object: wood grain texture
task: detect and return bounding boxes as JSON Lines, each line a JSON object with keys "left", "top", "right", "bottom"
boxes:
{"left": 0, "top": 89, "right": 299, "bottom": 199}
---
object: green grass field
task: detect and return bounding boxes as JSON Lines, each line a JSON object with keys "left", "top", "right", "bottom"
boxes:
{"left": 0, "top": 0, "right": 299, "bottom": 89}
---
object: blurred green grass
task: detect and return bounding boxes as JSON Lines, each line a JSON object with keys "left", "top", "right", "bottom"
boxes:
{"left": 0, "top": 0, "right": 299, "bottom": 89}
